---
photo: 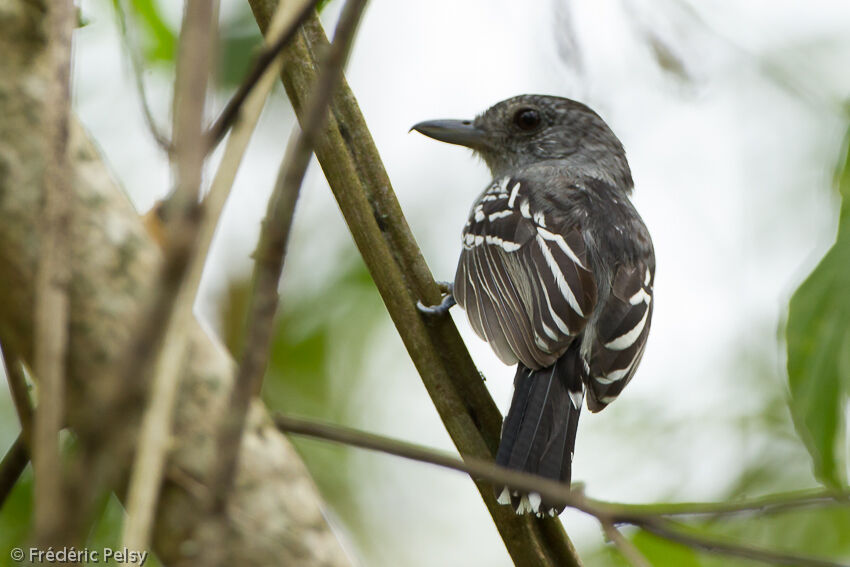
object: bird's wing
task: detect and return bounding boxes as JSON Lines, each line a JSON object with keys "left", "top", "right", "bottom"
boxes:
{"left": 454, "top": 177, "right": 597, "bottom": 369}
{"left": 583, "top": 259, "right": 654, "bottom": 412}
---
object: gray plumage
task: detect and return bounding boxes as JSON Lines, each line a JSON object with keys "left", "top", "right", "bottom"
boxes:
{"left": 414, "top": 95, "right": 655, "bottom": 516}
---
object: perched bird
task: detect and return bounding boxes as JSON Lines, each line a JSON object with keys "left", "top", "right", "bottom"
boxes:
{"left": 413, "top": 95, "right": 655, "bottom": 516}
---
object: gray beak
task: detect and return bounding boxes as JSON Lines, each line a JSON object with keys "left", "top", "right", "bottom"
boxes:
{"left": 411, "top": 119, "right": 489, "bottom": 149}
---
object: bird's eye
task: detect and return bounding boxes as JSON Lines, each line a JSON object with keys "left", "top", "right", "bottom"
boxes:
{"left": 513, "top": 108, "right": 541, "bottom": 131}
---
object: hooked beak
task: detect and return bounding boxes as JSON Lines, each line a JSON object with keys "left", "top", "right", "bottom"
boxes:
{"left": 410, "top": 119, "right": 489, "bottom": 149}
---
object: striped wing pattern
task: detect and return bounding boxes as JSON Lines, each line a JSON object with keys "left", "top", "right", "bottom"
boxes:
{"left": 583, "top": 262, "right": 654, "bottom": 412}
{"left": 453, "top": 177, "right": 597, "bottom": 370}
{"left": 455, "top": 176, "right": 654, "bottom": 413}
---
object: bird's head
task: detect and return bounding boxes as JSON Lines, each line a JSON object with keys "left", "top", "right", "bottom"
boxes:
{"left": 412, "top": 94, "right": 633, "bottom": 190}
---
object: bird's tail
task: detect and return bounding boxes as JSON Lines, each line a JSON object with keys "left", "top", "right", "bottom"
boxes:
{"left": 495, "top": 345, "right": 584, "bottom": 517}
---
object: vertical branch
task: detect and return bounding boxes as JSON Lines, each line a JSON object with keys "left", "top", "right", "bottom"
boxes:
{"left": 206, "top": 0, "right": 369, "bottom": 524}
{"left": 205, "top": 0, "right": 323, "bottom": 148}
{"left": 119, "top": 0, "right": 217, "bottom": 554}
{"left": 32, "top": 0, "right": 75, "bottom": 546}
{"left": 169, "top": 0, "right": 215, "bottom": 215}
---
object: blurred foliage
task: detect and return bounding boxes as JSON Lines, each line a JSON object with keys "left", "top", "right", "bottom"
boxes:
{"left": 630, "top": 531, "right": 700, "bottom": 566}
{"left": 123, "top": 0, "right": 264, "bottom": 88}
{"left": 121, "top": 0, "right": 176, "bottom": 64}
{"left": 123, "top": 0, "right": 336, "bottom": 89}
{"left": 786, "top": 122, "right": 850, "bottom": 488}
{"left": 589, "top": 529, "right": 701, "bottom": 567}
{"left": 586, "top": 505, "right": 850, "bottom": 566}
{"left": 0, "top": 467, "right": 33, "bottom": 556}
{"left": 0, "top": 459, "right": 162, "bottom": 566}
{"left": 217, "top": 0, "right": 337, "bottom": 88}
{"left": 217, "top": 8, "right": 264, "bottom": 89}
{"left": 86, "top": 493, "right": 164, "bottom": 567}
{"left": 218, "top": 252, "right": 386, "bottom": 547}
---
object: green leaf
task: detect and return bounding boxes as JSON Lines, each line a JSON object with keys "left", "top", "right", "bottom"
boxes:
{"left": 696, "top": 506, "right": 850, "bottom": 567}
{"left": 217, "top": 7, "right": 264, "bottom": 89}
{"left": 786, "top": 124, "right": 850, "bottom": 487}
{"left": 0, "top": 466, "right": 32, "bottom": 550}
{"left": 632, "top": 530, "right": 702, "bottom": 566}
{"left": 124, "top": 0, "right": 177, "bottom": 64}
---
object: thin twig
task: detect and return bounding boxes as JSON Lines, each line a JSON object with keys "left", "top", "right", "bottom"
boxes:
{"left": 207, "top": 0, "right": 369, "bottom": 522}
{"left": 274, "top": 413, "right": 586, "bottom": 509}
{"left": 121, "top": 0, "right": 306, "bottom": 556}
{"left": 0, "top": 347, "right": 34, "bottom": 508}
{"left": 273, "top": 413, "right": 850, "bottom": 567}
{"left": 204, "top": 0, "right": 322, "bottom": 149}
{"left": 3, "top": 349, "right": 34, "bottom": 444}
{"left": 0, "top": 434, "right": 29, "bottom": 510}
{"left": 32, "top": 0, "right": 75, "bottom": 546}
{"left": 588, "top": 488, "right": 850, "bottom": 519}
{"left": 602, "top": 522, "right": 651, "bottom": 567}
{"left": 112, "top": 0, "right": 172, "bottom": 151}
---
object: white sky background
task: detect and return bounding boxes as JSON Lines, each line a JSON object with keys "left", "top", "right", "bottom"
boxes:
{"left": 71, "top": 0, "right": 850, "bottom": 565}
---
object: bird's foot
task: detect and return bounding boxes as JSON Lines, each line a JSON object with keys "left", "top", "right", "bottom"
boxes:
{"left": 417, "top": 282, "right": 455, "bottom": 315}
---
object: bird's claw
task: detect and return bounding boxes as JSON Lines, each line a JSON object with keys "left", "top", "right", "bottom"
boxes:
{"left": 436, "top": 280, "right": 453, "bottom": 294}
{"left": 417, "top": 283, "right": 456, "bottom": 315}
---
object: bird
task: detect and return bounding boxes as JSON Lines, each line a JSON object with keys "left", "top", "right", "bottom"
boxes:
{"left": 412, "top": 95, "right": 655, "bottom": 517}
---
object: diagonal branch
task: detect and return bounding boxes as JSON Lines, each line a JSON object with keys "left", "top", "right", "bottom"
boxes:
{"left": 205, "top": 0, "right": 324, "bottom": 149}
{"left": 245, "top": 4, "right": 581, "bottom": 566}
{"left": 207, "top": 0, "right": 368, "bottom": 533}
{"left": 0, "top": 434, "right": 29, "bottom": 509}
{"left": 3, "top": 349, "right": 34, "bottom": 444}
{"left": 1, "top": 347, "right": 34, "bottom": 508}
